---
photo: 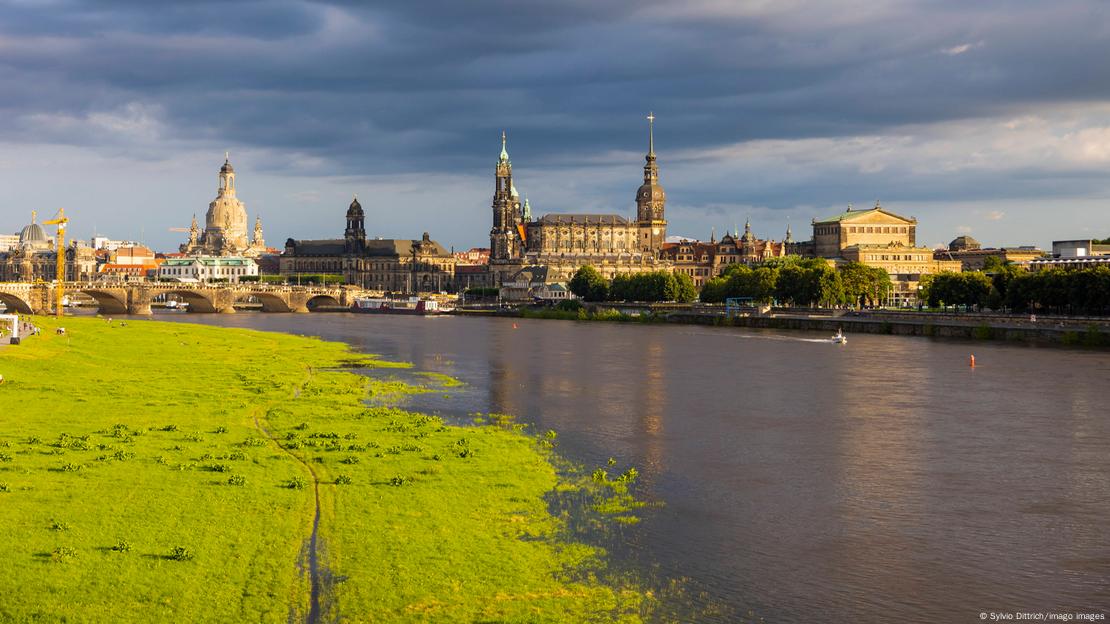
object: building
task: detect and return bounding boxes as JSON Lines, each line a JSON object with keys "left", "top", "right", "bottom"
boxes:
{"left": 455, "top": 247, "right": 489, "bottom": 264}
{"left": 180, "top": 155, "right": 266, "bottom": 258}
{"left": 0, "top": 212, "right": 98, "bottom": 282}
{"left": 279, "top": 197, "right": 456, "bottom": 292}
{"left": 98, "top": 245, "right": 162, "bottom": 280}
{"left": 158, "top": 256, "right": 259, "bottom": 283}
{"left": 933, "top": 236, "right": 1045, "bottom": 270}
{"left": 1028, "top": 238, "right": 1110, "bottom": 270}
{"left": 488, "top": 115, "right": 672, "bottom": 284}
{"left": 0, "top": 234, "right": 19, "bottom": 252}
{"left": 1051, "top": 239, "right": 1110, "bottom": 258}
{"left": 799, "top": 202, "right": 960, "bottom": 304}
{"left": 660, "top": 221, "right": 790, "bottom": 288}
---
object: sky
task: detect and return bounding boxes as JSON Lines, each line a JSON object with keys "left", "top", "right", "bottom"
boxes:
{"left": 1, "top": 0, "right": 1110, "bottom": 252}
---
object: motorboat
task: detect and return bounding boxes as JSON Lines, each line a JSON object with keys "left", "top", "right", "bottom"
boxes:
{"left": 831, "top": 329, "right": 847, "bottom": 344}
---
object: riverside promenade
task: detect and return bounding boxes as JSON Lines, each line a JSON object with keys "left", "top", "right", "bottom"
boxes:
{"left": 460, "top": 303, "right": 1110, "bottom": 347}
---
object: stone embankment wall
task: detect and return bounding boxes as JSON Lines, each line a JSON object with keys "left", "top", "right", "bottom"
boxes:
{"left": 665, "top": 312, "right": 1110, "bottom": 347}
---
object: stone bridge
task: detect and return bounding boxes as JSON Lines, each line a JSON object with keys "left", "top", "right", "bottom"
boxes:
{"left": 0, "top": 282, "right": 364, "bottom": 315}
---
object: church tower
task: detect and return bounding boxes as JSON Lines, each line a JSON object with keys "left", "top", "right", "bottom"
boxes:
{"left": 636, "top": 113, "right": 667, "bottom": 253}
{"left": 345, "top": 195, "right": 366, "bottom": 253}
{"left": 490, "top": 131, "right": 522, "bottom": 262}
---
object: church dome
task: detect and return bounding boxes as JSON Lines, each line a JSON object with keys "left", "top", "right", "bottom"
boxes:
{"left": 19, "top": 222, "right": 47, "bottom": 245}
{"left": 347, "top": 197, "right": 364, "bottom": 216}
{"left": 220, "top": 158, "right": 235, "bottom": 174}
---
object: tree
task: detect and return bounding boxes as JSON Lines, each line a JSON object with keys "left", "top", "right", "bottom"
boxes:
{"left": 672, "top": 271, "right": 698, "bottom": 303}
{"left": 568, "top": 266, "right": 609, "bottom": 302}
{"left": 700, "top": 276, "right": 728, "bottom": 303}
{"left": 839, "top": 262, "right": 892, "bottom": 307}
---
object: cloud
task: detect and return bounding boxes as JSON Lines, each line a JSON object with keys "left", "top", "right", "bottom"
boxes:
{"left": 0, "top": 0, "right": 1108, "bottom": 253}
{"left": 985, "top": 210, "right": 1006, "bottom": 221}
{"left": 940, "top": 41, "right": 984, "bottom": 56}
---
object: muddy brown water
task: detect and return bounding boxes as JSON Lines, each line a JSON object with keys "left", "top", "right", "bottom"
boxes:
{"left": 152, "top": 312, "right": 1110, "bottom": 623}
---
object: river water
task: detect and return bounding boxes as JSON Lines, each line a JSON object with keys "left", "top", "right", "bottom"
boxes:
{"left": 156, "top": 312, "right": 1110, "bottom": 623}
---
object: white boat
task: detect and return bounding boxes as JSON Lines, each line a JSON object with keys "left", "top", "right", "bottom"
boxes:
{"left": 831, "top": 329, "right": 847, "bottom": 344}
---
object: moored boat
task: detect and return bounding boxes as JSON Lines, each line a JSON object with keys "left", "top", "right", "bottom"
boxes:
{"left": 351, "top": 296, "right": 448, "bottom": 315}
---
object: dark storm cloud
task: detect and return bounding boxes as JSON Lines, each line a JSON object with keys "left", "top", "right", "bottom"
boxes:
{"left": 2, "top": 0, "right": 1110, "bottom": 208}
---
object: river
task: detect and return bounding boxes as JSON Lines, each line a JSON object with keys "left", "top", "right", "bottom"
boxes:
{"left": 154, "top": 312, "right": 1110, "bottom": 623}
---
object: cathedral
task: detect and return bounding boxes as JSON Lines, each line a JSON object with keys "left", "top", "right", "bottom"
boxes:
{"left": 489, "top": 115, "right": 672, "bottom": 284}
{"left": 180, "top": 155, "right": 266, "bottom": 257}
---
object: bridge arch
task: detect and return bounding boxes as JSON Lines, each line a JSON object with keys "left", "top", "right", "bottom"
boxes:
{"left": 77, "top": 289, "right": 130, "bottom": 315}
{"left": 155, "top": 289, "right": 219, "bottom": 314}
{"left": 233, "top": 292, "right": 293, "bottom": 313}
{"left": 306, "top": 294, "right": 342, "bottom": 311}
{"left": 0, "top": 292, "right": 33, "bottom": 315}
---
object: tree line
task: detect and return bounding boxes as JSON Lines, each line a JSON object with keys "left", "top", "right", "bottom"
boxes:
{"left": 922, "top": 257, "right": 1110, "bottom": 314}
{"left": 568, "top": 267, "right": 698, "bottom": 302}
{"left": 699, "top": 257, "right": 892, "bottom": 307}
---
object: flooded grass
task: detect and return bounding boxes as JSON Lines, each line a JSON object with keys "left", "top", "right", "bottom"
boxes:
{"left": 0, "top": 316, "right": 658, "bottom": 622}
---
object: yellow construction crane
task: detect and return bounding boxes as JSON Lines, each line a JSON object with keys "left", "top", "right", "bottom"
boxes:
{"left": 43, "top": 208, "right": 69, "bottom": 317}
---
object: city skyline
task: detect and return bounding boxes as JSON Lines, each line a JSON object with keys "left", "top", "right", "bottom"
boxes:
{"left": 2, "top": 1, "right": 1110, "bottom": 251}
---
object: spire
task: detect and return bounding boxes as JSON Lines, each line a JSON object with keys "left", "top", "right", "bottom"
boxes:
{"left": 31, "top": 209, "right": 36, "bottom": 224}
{"left": 710, "top": 226, "right": 716, "bottom": 244}
{"left": 785, "top": 222, "right": 794, "bottom": 244}
{"left": 647, "top": 111, "right": 655, "bottom": 156}
{"left": 874, "top": 199, "right": 882, "bottom": 210}
{"left": 523, "top": 196, "right": 532, "bottom": 221}
{"left": 499, "top": 130, "right": 509, "bottom": 162}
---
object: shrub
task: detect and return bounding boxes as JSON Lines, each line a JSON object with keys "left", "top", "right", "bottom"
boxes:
{"left": 168, "top": 546, "right": 194, "bottom": 561}
{"left": 51, "top": 546, "right": 77, "bottom": 562}
{"left": 285, "top": 477, "right": 308, "bottom": 490}
{"left": 161, "top": 424, "right": 179, "bottom": 432}
{"left": 340, "top": 456, "right": 360, "bottom": 465}
{"left": 388, "top": 475, "right": 409, "bottom": 487}
{"left": 185, "top": 432, "right": 204, "bottom": 443}
{"left": 49, "top": 518, "right": 70, "bottom": 531}
{"left": 213, "top": 426, "right": 227, "bottom": 434}
{"left": 294, "top": 422, "right": 309, "bottom": 431}
{"left": 111, "top": 539, "right": 132, "bottom": 553}
{"left": 61, "top": 463, "right": 83, "bottom": 472}
{"left": 206, "top": 463, "right": 231, "bottom": 473}
{"left": 228, "top": 451, "right": 245, "bottom": 461}
{"left": 227, "top": 475, "right": 246, "bottom": 486}
{"left": 617, "top": 467, "right": 639, "bottom": 483}
{"left": 0, "top": 483, "right": 11, "bottom": 493}
{"left": 242, "top": 437, "right": 266, "bottom": 447}
{"left": 592, "top": 468, "right": 608, "bottom": 483}
{"left": 335, "top": 474, "right": 352, "bottom": 485}
{"left": 0, "top": 453, "right": 11, "bottom": 462}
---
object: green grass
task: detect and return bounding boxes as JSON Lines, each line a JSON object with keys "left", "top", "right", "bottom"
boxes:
{"left": 0, "top": 316, "right": 653, "bottom": 623}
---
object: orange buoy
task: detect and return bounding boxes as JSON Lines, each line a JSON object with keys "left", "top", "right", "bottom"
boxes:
{"left": 969, "top": 354, "right": 976, "bottom": 368}
{"left": 512, "top": 323, "right": 518, "bottom": 329}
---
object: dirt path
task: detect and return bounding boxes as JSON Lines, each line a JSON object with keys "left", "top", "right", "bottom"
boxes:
{"left": 254, "top": 373, "right": 325, "bottom": 624}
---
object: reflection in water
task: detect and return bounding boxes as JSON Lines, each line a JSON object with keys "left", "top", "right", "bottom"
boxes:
{"left": 153, "top": 312, "right": 1110, "bottom": 622}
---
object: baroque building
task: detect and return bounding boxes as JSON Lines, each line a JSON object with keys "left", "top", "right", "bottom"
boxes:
{"left": 280, "top": 197, "right": 456, "bottom": 292}
{"left": 489, "top": 115, "right": 672, "bottom": 284}
{"left": 180, "top": 155, "right": 266, "bottom": 257}
{"left": 934, "top": 235, "right": 1044, "bottom": 271}
{"left": 661, "top": 220, "right": 790, "bottom": 288}
{"left": 0, "top": 211, "right": 98, "bottom": 282}
{"left": 799, "top": 202, "right": 961, "bottom": 303}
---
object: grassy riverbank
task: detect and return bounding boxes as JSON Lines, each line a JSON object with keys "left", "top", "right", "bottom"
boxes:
{"left": 0, "top": 316, "right": 651, "bottom": 622}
